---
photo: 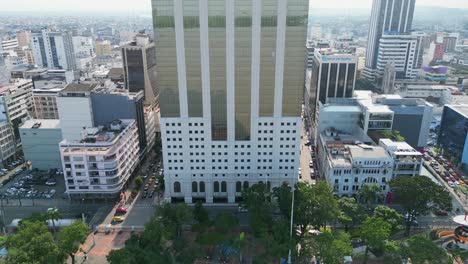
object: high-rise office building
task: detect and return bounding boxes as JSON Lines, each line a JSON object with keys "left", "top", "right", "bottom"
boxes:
{"left": 363, "top": 0, "right": 418, "bottom": 81}
{"left": 31, "top": 29, "right": 76, "bottom": 71}
{"left": 121, "top": 34, "right": 158, "bottom": 106}
{"left": 152, "top": 0, "right": 308, "bottom": 203}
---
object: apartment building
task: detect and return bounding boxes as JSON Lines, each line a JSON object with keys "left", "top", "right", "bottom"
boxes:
{"left": 379, "top": 138, "right": 422, "bottom": 177}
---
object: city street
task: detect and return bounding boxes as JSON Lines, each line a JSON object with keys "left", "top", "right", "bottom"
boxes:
{"left": 299, "top": 124, "right": 316, "bottom": 185}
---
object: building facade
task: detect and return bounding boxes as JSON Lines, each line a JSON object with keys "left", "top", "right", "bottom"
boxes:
{"left": 363, "top": 0, "right": 418, "bottom": 80}
{"left": 60, "top": 119, "right": 139, "bottom": 198}
{"left": 31, "top": 30, "right": 76, "bottom": 71}
{"left": 379, "top": 138, "right": 422, "bottom": 177}
{"left": 0, "top": 79, "right": 34, "bottom": 139}
{"left": 56, "top": 83, "right": 96, "bottom": 141}
{"left": 121, "top": 34, "right": 158, "bottom": 106}
{"left": 152, "top": 0, "right": 308, "bottom": 203}
{"left": 317, "top": 130, "right": 394, "bottom": 196}
{"left": 32, "top": 84, "right": 64, "bottom": 119}
{"left": 438, "top": 105, "right": 468, "bottom": 171}
{"left": 20, "top": 119, "right": 62, "bottom": 170}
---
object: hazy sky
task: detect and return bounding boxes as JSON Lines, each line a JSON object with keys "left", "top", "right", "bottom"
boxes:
{"left": 1, "top": 0, "right": 467, "bottom": 13}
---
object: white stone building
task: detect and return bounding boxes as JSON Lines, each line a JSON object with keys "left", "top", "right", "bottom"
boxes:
{"left": 60, "top": 119, "right": 139, "bottom": 198}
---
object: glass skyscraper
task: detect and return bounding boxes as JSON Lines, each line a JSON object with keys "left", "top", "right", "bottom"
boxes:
{"left": 152, "top": 0, "right": 308, "bottom": 203}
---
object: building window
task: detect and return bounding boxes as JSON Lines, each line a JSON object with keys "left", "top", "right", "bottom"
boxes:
{"left": 192, "top": 181, "right": 198, "bottom": 193}
{"left": 221, "top": 181, "right": 227, "bottom": 192}
{"left": 236, "top": 181, "right": 242, "bottom": 192}
{"left": 214, "top": 181, "right": 220, "bottom": 192}
{"left": 199, "top": 182, "right": 205, "bottom": 193}
{"left": 174, "top": 182, "right": 181, "bottom": 193}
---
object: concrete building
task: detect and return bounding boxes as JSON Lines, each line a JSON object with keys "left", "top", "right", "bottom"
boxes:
{"left": 443, "top": 36, "right": 457, "bottom": 53}
{"left": 31, "top": 30, "right": 76, "bottom": 71}
{"left": 433, "top": 43, "right": 444, "bottom": 61}
{"left": 0, "top": 39, "right": 19, "bottom": 53}
{"left": 317, "top": 129, "right": 394, "bottom": 196}
{"left": 313, "top": 49, "right": 358, "bottom": 105}
{"left": 396, "top": 84, "right": 454, "bottom": 105}
{"left": 72, "top": 36, "right": 94, "bottom": 57}
{"left": 0, "top": 79, "right": 34, "bottom": 138}
{"left": 0, "top": 122, "right": 16, "bottom": 164}
{"left": 56, "top": 83, "right": 96, "bottom": 141}
{"left": 363, "top": 0, "right": 417, "bottom": 81}
{"left": 16, "top": 31, "right": 31, "bottom": 47}
{"left": 95, "top": 40, "right": 112, "bottom": 56}
{"left": 121, "top": 34, "right": 158, "bottom": 106}
{"left": 379, "top": 138, "right": 422, "bottom": 177}
{"left": 91, "top": 88, "right": 154, "bottom": 156}
{"left": 382, "top": 62, "right": 396, "bottom": 94}
{"left": 152, "top": 0, "right": 308, "bottom": 203}
{"left": 438, "top": 105, "right": 468, "bottom": 171}
{"left": 20, "top": 119, "right": 62, "bottom": 169}
{"left": 315, "top": 92, "right": 433, "bottom": 149}
{"left": 32, "top": 84, "right": 65, "bottom": 119}
{"left": 60, "top": 119, "right": 139, "bottom": 198}
{"left": 374, "top": 95, "right": 433, "bottom": 149}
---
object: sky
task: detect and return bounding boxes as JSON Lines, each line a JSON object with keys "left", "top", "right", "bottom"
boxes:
{"left": 0, "top": 0, "right": 467, "bottom": 13}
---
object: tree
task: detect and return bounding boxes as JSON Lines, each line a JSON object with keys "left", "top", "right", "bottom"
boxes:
{"left": 46, "top": 209, "right": 62, "bottom": 235}
{"left": 58, "top": 221, "right": 90, "bottom": 264}
{"left": 358, "top": 184, "right": 383, "bottom": 208}
{"left": 273, "top": 183, "right": 293, "bottom": 219}
{"left": 7, "top": 220, "right": 63, "bottom": 264}
{"left": 232, "top": 232, "right": 247, "bottom": 263}
{"left": 214, "top": 212, "right": 238, "bottom": 233}
{"left": 294, "top": 182, "right": 340, "bottom": 237}
{"left": 135, "top": 176, "right": 144, "bottom": 189}
{"left": 361, "top": 217, "right": 392, "bottom": 263}
{"left": 302, "top": 230, "right": 352, "bottom": 264}
{"left": 157, "top": 203, "right": 192, "bottom": 238}
{"left": 373, "top": 205, "right": 403, "bottom": 233}
{"left": 193, "top": 200, "right": 209, "bottom": 224}
{"left": 337, "top": 197, "right": 367, "bottom": 232}
{"left": 241, "top": 182, "right": 273, "bottom": 235}
{"left": 389, "top": 176, "right": 452, "bottom": 235}
{"left": 108, "top": 217, "right": 173, "bottom": 264}
{"left": 402, "top": 235, "right": 449, "bottom": 264}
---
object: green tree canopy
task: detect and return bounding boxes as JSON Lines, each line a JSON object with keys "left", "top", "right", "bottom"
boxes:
{"left": 361, "top": 216, "right": 392, "bottom": 261}
{"left": 7, "top": 220, "right": 63, "bottom": 264}
{"left": 389, "top": 176, "right": 452, "bottom": 235}
{"left": 302, "top": 230, "right": 353, "bottom": 264}
{"left": 135, "top": 176, "right": 144, "bottom": 189}
{"left": 373, "top": 205, "right": 403, "bottom": 233}
{"left": 358, "top": 184, "right": 383, "bottom": 207}
{"left": 337, "top": 197, "right": 367, "bottom": 232}
{"left": 402, "top": 235, "right": 449, "bottom": 264}
{"left": 193, "top": 200, "right": 210, "bottom": 224}
{"left": 58, "top": 221, "right": 90, "bottom": 264}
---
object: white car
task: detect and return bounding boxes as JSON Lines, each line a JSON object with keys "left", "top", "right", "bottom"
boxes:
{"left": 448, "top": 181, "right": 455, "bottom": 188}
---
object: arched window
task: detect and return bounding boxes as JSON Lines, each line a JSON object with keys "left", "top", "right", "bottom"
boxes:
{"left": 236, "top": 181, "right": 242, "bottom": 192}
{"left": 214, "top": 181, "right": 220, "bottom": 193}
{"left": 192, "top": 181, "right": 198, "bottom": 193}
{"left": 267, "top": 181, "right": 271, "bottom": 191}
{"left": 221, "top": 181, "right": 227, "bottom": 192}
{"left": 174, "top": 181, "right": 181, "bottom": 193}
{"left": 199, "top": 181, "right": 205, "bottom": 193}
{"left": 243, "top": 181, "right": 249, "bottom": 189}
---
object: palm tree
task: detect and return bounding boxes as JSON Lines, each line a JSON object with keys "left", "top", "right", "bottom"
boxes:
{"left": 46, "top": 208, "right": 62, "bottom": 235}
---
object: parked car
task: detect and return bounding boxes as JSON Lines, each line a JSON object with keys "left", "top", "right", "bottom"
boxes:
{"left": 112, "top": 216, "right": 125, "bottom": 222}
{"left": 116, "top": 207, "right": 128, "bottom": 214}
{"left": 45, "top": 179, "right": 56, "bottom": 186}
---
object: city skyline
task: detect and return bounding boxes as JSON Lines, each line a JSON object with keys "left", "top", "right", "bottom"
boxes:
{"left": 1, "top": 0, "right": 467, "bottom": 13}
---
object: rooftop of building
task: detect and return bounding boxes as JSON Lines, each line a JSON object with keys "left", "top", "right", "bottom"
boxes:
{"left": 0, "top": 78, "right": 32, "bottom": 93}
{"left": 320, "top": 129, "right": 391, "bottom": 167}
{"left": 379, "top": 139, "right": 422, "bottom": 156}
{"left": 32, "top": 83, "right": 65, "bottom": 93}
{"left": 60, "top": 119, "right": 135, "bottom": 149}
{"left": 448, "top": 104, "right": 468, "bottom": 118}
{"left": 108, "top": 68, "right": 123, "bottom": 78}
{"left": 62, "top": 83, "right": 98, "bottom": 93}
{"left": 315, "top": 48, "right": 356, "bottom": 56}
{"left": 21, "top": 119, "right": 60, "bottom": 129}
